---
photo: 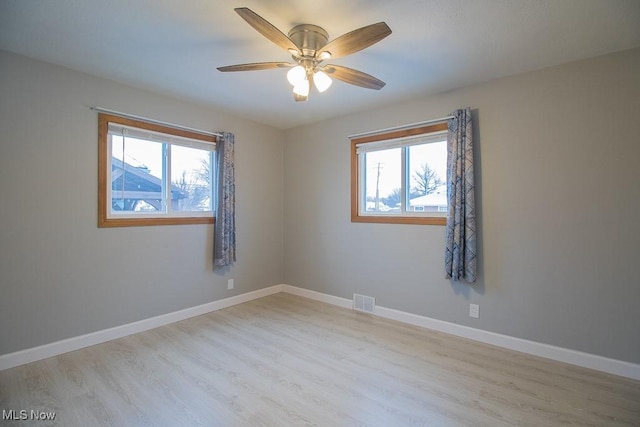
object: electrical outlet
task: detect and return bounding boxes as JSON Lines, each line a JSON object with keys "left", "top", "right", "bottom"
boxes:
{"left": 469, "top": 303, "right": 480, "bottom": 319}
{"left": 227, "top": 279, "right": 234, "bottom": 290}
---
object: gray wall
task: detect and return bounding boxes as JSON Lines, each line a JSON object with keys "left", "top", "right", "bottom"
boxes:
{"left": 0, "top": 51, "right": 284, "bottom": 355}
{"left": 283, "top": 47, "right": 640, "bottom": 364}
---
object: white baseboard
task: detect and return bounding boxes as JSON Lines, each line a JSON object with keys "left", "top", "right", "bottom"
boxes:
{"left": 282, "top": 284, "right": 353, "bottom": 309}
{"left": 280, "top": 285, "right": 640, "bottom": 381}
{"left": 0, "top": 285, "right": 283, "bottom": 371}
{"left": 2, "top": 283, "right": 639, "bottom": 381}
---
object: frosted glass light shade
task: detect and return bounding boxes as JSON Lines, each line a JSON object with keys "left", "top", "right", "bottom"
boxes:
{"left": 293, "top": 79, "right": 310, "bottom": 97}
{"left": 287, "top": 66, "right": 306, "bottom": 86}
{"left": 313, "top": 70, "right": 332, "bottom": 92}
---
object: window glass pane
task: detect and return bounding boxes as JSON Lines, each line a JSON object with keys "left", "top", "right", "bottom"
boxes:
{"left": 407, "top": 140, "right": 448, "bottom": 213}
{"left": 364, "top": 147, "right": 401, "bottom": 213}
{"left": 110, "top": 135, "right": 165, "bottom": 213}
{"left": 171, "top": 145, "right": 212, "bottom": 212}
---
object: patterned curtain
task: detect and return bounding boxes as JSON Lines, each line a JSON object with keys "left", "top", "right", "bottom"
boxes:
{"left": 213, "top": 132, "right": 236, "bottom": 269}
{"left": 445, "top": 108, "right": 477, "bottom": 282}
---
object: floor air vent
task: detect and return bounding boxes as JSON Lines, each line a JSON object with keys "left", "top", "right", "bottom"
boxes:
{"left": 353, "top": 294, "right": 375, "bottom": 314}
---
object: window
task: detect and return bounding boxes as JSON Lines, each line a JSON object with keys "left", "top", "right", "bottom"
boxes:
{"left": 98, "top": 113, "right": 217, "bottom": 227}
{"left": 351, "top": 122, "right": 448, "bottom": 225}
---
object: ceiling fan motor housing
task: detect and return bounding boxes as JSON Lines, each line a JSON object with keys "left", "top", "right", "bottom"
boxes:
{"left": 288, "top": 24, "right": 329, "bottom": 58}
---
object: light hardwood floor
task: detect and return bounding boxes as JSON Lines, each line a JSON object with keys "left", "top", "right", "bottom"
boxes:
{"left": 1, "top": 293, "right": 639, "bottom": 426}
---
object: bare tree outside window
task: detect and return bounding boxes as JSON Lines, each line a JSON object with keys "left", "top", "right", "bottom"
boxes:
{"left": 172, "top": 157, "right": 212, "bottom": 212}
{"left": 412, "top": 162, "right": 444, "bottom": 195}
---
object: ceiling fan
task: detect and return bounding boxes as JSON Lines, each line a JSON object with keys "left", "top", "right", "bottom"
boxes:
{"left": 217, "top": 7, "right": 392, "bottom": 102}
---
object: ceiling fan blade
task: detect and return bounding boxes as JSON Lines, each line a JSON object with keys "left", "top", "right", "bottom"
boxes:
{"left": 323, "top": 65, "right": 386, "bottom": 90}
{"left": 234, "top": 7, "right": 300, "bottom": 54}
{"left": 318, "top": 22, "right": 391, "bottom": 59}
{"left": 217, "top": 62, "right": 292, "bottom": 72}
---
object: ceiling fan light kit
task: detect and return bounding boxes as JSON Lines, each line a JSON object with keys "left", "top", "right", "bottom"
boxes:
{"left": 286, "top": 65, "right": 305, "bottom": 85}
{"left": 218, "top": 7, "right": 391, "bottom": 102}
{"left": 313, "top": 70, "right": 332, "bottom": 92}
{"left": 293, "top": 78, "right": 310, "bottom": 97}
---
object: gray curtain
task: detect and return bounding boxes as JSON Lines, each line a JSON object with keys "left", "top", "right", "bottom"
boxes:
{"left": 213, "top": 132, "right": 236, "bottom": 269}
{"left": 445, "top": 108, "right": 477, "bottom": 282}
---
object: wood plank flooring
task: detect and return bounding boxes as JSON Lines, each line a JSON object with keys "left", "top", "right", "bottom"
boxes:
{"left": 1, "top": 293, "right": 639, "bottom": 426}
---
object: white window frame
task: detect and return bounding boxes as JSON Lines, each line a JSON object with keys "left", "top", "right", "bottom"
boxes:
{"left": 98, "top": 113, "right": 217, "bottom": 228}
{"left": 351, "top": 122, "right": 448, "bottom": 226}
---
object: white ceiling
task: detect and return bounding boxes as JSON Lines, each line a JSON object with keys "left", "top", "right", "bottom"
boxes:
{"left": 1, "top": 0, "right": 639, "bottom": 129}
